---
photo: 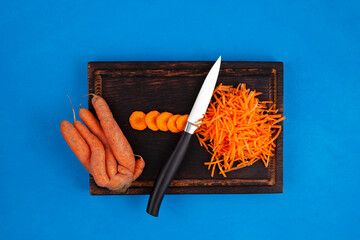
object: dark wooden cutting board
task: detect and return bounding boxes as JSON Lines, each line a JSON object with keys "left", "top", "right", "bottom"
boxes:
{"left": 88, "top": 61, "right": 283, "bottom": 195}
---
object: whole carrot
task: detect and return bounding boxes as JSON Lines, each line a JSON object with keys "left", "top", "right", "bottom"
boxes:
{"left": 74, "top": 120, "right": 109, "bottom": 187}
{"left": 90, "top": 94, "right": 136, "bottom": 173}
{"left": 60, "top": 120, "right": 91, "bottom": 172}
{"left": 79, "top": 106, "right": 117, "bottom": 178}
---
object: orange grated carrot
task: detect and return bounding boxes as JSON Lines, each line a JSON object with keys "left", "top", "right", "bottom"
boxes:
{"left": 195, "top": 83, "right": 285, "bottom": 177}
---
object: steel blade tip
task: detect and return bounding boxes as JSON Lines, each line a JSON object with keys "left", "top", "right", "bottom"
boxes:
{"left": 213, "top": 56, "right": 221, "bottom": 68}
{"left": 185, "top": 56, "right": 222, "bottom": 134}
{"left": 214, "top": 56, "right": 221, "bottom": 64}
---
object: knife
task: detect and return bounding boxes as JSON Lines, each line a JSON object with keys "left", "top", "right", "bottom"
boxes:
{"left": 146, "top": 56, "right": 222, "bottom": 217}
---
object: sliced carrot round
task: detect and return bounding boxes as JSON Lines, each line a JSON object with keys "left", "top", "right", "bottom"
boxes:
{"left": 129, "top": 111, "right": 147, "bottom": 130}
{"left": 156, "top": 112, "right": 173, "bottom": 131}
{"left": 145, "top": 111, "right": 160, "bottom": 131}
{"left": 167, "top": 114, "right": 181, "bottom": 133}
{"left": 176, "top": 114, "right": 188, "bottom": 131}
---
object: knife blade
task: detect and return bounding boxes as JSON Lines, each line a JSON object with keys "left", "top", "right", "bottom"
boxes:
{"left": 146, "top": 56, "right": 222, "bottom": 217}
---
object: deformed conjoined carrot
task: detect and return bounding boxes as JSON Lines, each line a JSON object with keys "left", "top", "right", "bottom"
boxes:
{"left": 60, "top": 120, "right": 91, "bottom": 172}
{"left": 130, "top": 110, "right": 190, "bottom": 133}
{"left": 80, "top": 104, "right": 146, "bottom": 191}
{"left": 61, "top": 94, "right": 146, "bottom": 191}
{"left": 90, "top": 94, "right": 136, "bottom": 173}
{"left": 79, "top": 106, "right": 117, "bottom": 178}
{"left": 73, "top": 120, "right": 109, "bottom": 187}
{"left": 176, "top": 114, "right": 188, "bottom": 131}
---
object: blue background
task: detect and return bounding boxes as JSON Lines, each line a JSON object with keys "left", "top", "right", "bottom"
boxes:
{"left": 1, "top": 0, "right": 359, "bottom": 239}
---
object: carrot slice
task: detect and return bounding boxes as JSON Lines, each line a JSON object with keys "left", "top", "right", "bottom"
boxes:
{"left": 145, "top": 111, "right": 160, "bottom": 131}
{"left": 167, "top": 114, "right": 181, "bottom": 133}
{"left": 156, "top": 112, "right": 173, "bottom": 131}
{"left": 176, "top": 114, "right": 188, "bottom": 131}
{"left": 129, "top": 111, "right": 147, "bottom": 130}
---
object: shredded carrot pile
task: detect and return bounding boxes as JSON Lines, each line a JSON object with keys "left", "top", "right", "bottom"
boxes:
{"left": 195, "top": 83, "right": 285, "bottom": 177}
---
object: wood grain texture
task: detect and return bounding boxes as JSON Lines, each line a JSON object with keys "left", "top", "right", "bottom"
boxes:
{"left": 88, "top": 61, "right": 283, "bottom": 195}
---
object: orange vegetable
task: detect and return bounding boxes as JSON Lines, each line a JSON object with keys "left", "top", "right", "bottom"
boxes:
{"left": 156, "top": 112, "right": 173, "bottom": 131}
{"left": 60, "top": 120, "right": 91, "bottom": 172}
{"left": 129, "top": 111, "right": 147, "bottom": 131}
{"left": 61, "top": 94, "right": 145, "bottom": 192}
{"left": 85, "top": 98, "right": 145, "bottom": 191}
{"left": 176, "top": 114, "right": 188, "bottom": 131}
{"left": 91, "top": 94, "right": 136, "bottom": 174}
{"left": 145, "top": 111, "right": 160, "bottom": 131}
{"left": 74, "top": 120, "right": 109, "bottom": 187}
{"left": 79, "top": 106, "right": 117, "bottom": 178}
{"left": 196, "top": 83, "right": 285, "bottom": 177}
{"left": 107, "top": 166, "right": 133, "bottom": 191}
{"left": 167, "top": 114, "right": 181, "bottom": 133}
{"left": 132, "top": 111, "right": 188, "bottom": 133}
{"left": 133, "top": 155, "right": 146, "bottom": 181}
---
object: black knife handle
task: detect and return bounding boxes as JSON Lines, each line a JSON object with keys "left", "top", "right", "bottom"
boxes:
{"left": 146, "top": 132, "right": 193, "bottom": 217}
